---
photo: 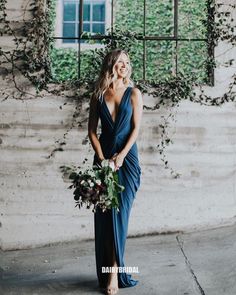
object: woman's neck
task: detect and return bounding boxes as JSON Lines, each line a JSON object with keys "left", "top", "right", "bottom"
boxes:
{"left": 110, "top": 79, "right": 126, "bottom": 91}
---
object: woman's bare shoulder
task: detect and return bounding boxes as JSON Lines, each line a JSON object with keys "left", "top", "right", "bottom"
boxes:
{"left": 131, "top": 86, "right": 141, "bottom": 93}
{"left": 131, "top": 87, "right": 143, "bottom": 102}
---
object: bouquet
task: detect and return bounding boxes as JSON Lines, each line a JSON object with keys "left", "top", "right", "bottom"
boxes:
{"left": 60, "top": 160, "right": 124, "bottom": 213}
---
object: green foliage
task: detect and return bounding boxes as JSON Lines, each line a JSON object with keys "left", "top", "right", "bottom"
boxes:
{"left": 178, "top": 0, "right": 207, "bottom": 38}
{"left": 50, "top": 48, "right": 78, "bottom": 82}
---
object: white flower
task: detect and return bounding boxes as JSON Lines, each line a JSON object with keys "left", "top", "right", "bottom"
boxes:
{"left": 101, "top": 159, "right": 115, "bottom": 171}
{"left": 80, "top": 180, "right": 85, "bottom": 185}
{"left": 99, "top": 194, "right": 106, "bottom": 201}
{"left": 101, "top": 159, "right": 109, "bottom": 167}
{"left": 89, "top": 182, "right": 94, "bottom": 187}
{"left": 105, "top": 200, "right": 111, "bottom": 206}
{"left": 87, "top": 170, "right": 95, "bottom": 177}
{"left": 108, "top": 160, "right": 115, "bottom": 172}
{"left": 95, "top": 179, "right": 101, "bottom": 185}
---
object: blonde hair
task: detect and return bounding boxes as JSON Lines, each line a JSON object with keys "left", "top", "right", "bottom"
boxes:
{"left": 93, "top": 49, "right": 134, "bottom": 102}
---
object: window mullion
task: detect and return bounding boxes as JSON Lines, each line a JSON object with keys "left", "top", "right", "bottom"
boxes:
{"left": 90, "top": 2, "right": 92, "bottom": 33}
{"left": 174, "top": 0, "right": 178, "bottom": 76}
{"left": 78, "top": 0, "right": 83, "bottom": 80}
{"left": 143, "top": 0, "right": 146, "bottom": 80}
{"left": 111, "top": 0, "right": 114, "bottom": 37}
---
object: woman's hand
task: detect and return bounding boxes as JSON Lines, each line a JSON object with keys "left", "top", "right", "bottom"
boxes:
{"left": 110, "top": 152, "right": 125, "bottom": 171}
{"left": 97, "top": 156, "right": 105, "bottom": 168}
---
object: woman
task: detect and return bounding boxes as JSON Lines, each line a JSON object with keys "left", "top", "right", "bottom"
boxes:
{"left": 88, "top": 49, "right": 143, "bottom": 295}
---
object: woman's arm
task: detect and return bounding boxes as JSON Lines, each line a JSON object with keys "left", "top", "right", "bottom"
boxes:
{"left": 88, "top": 94, "right": 105, "bottom": 162}
{"left": 112, "top": 87, "right": 143, "bottom": 169}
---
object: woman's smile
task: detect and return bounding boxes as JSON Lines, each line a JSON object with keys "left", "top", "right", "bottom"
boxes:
{"left": 118, "top": 68, "right": 128, "bottom": 76}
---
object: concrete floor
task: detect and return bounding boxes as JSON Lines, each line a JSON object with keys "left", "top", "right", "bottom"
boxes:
{"left": 1, "top": 224, "right": 236, "bottom": 295}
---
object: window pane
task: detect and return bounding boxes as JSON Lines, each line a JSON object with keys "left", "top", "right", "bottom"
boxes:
{"left": 129, "top": 40, "right": 144, "bottom": 81}
{"left": 83, "top": 3, "right": 90, "bottom": 21}
{"left": 146, "top": 0, "right": 174, "bottom": 36}
{"left": 93, "top": 3, "right": 105, "bottom": 21}
{"left": 83, "top": 23, "right": 90, "bottom": 32}
{"left": 92, "top": 23, "right": 105, "bottom": 34}
{"left": 114, "top": 0, "right": 144, "bottom": 34}
{"left": 179, "top": 0, "right": 207, "bottom": 38}
{"left": 50, "top": 47, "right": 79, "bottom": 81}
{"left": 80, "top": 48, "right": 101, "bottom": 80}
{"left": 177, "top": 41, "right": 208, "bottom": 83}
{"left": 146, "top": 40, "right": 175, "bottom": 81}
{"left": 63, "top": 3, "right": 76, "bottom": 21}
{"left": 63, "top": 23, "right": 76, "bottom": 43}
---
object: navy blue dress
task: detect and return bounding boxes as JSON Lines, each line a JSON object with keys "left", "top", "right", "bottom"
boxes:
{"left": 93, "top": 86, "right": 141, "bottom": 288}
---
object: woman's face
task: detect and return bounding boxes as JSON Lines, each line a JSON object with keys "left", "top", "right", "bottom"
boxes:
{"left": 114, "top": 53, "right": 130, "bottom": 79}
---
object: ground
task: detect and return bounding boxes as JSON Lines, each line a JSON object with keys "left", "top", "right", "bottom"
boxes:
{"left": 1, "top": 224, "right": 236, "bottom": 295}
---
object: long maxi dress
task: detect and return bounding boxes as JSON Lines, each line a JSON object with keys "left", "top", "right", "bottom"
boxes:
{"left": 93, "top": 86, "right": 141, "bottom": 289}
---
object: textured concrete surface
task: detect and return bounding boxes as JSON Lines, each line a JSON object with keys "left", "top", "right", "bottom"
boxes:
{"left": 1, "top": 223, "right": 236, "bottom": 295}
{"left": 1, "top": 94, "right": 236, "bottom": 250}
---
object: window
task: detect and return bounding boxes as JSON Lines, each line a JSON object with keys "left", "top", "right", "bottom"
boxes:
{"left": 62, "top": 0, "right": 106, "bottom": 43}
{"left": 52, "top": 0, "right": 214, "bottom": 85}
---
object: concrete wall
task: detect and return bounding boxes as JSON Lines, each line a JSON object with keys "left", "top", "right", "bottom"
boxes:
{"left": 0, "top": 0, "right": 236, "bottom": 250}
{"left": 1, "top": 95, "right": 236, "bottom": 250}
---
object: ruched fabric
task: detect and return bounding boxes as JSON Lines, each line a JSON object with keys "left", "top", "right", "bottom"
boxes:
{"left": 93, "top": 86, "right": 141, "bottom": 288}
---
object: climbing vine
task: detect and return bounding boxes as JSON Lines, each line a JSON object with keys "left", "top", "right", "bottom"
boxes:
{"left": 0, "top": 0, "right": 235, "bottom": 177}
{"left": 0, "top": 0, "right": 57, "bottom": 99}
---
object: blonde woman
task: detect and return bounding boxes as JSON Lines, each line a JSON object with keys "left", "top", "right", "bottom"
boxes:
{"left": 88, "top": 49, "right": 143, "bottom": 295}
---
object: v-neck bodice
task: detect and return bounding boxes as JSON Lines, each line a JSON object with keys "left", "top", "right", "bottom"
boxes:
{"left": 102, "top": 86, "right": 130, "bottom": 125}
{"left": 97, "top": 85, "right": 134, "bottom": 157}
